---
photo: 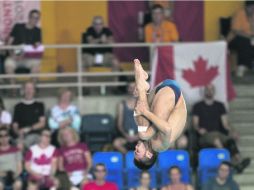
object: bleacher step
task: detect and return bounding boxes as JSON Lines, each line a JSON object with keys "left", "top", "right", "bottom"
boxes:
{"left": 230, "top": 98, "right": 254, "bottom": 110}
{"left": 229, "top": 110, "right": 254, "bottom": 123}
{"left": 235, "top": 173, "right": 254, "bottom": 186}
{"left": 235, "top": 85, "right": 254, "bottom": 97}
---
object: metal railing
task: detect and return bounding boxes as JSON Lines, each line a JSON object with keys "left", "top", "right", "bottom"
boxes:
{"left": 0, "top": 42, "right": 170, "bottom": 106}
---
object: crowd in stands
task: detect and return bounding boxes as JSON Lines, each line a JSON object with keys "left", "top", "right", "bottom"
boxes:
{"left": 0, "top": 1, "right": 253, "bottom": 190}
{"left": 0, "top": 80, "right": 250, "bottom": 190}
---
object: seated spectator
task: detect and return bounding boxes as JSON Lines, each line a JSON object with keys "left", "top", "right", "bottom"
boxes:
{"left": 25, "top": 128, "right": 58, "bottom": 189}
{"left": 50, "top": 171, "right": 79, "bottom": 190}
{"left": 4, "top": 10, "right": 42, "bottom": 84}
{"left": 113, "top": 82, "right": 139, "bottom": 154}
{"left": 202, "top": 161, "right": 239, "bottom": 190}
{"left": 58, "top": 127, "right": 92, "bottom": 187}
{"left": 82, "top": 16, "right": 119, "bottom": 71}
{"left": 48, "top": 88, "right": 81, "bottom": 147}
{"left": 0, "top": 127, "right": 23, "bottom": 190}
{"left": 12, "top": 81, "right": 45, "bottom": 149}
{"left": 192, "top": 84, "right": 250, "bottom": 173}
{"left": 130, "top": 171, "right": 156, "bottom": 190}
{"left": 228, "top": 1, "right": 254, "bottom": 77}
{"left": 82, "top": 163, "right": 118, "bottom": 190}
{"left": 161, "top": 166, "right": 193, "bottom": 190}
{"left": 145, "top": 4, "right": 179, "bottom": 43}
{"left": 48, "top": 88, "right": 81, "bottom": 132}
{"left": 0, "top": 97, "right": 12, "bottom": 127}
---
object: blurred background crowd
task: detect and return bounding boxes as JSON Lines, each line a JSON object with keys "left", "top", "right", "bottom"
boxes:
{"left": 0, "top": 1, "right": 254, "bottom": 190}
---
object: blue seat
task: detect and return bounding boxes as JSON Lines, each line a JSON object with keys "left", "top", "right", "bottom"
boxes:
{"left": 158, "top": 150, "right": 191, "bottom": 186}
{"left": 198, "top": 148, "right": 230, "bottom": 185}
{"left": 125, "top": 151, "right": 157, "bottom": 189}
{"left": 93, "top": 152, "right": 123, "bottom": 189}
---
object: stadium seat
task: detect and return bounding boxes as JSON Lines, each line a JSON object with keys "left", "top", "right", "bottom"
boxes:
{"left": 125, "top": 151, "right": 157, "bottom": 189}
{"left": 81, "top": 114, "right": 114, "bottom": 152}
{"left": 93, "top": 152, "right": 124, "bottom": 189}
{"left": 158, "top": 150, "right": 191, "bottom": 186}
{"left": 198, "top": 148, "right": 230, "bottom": 185}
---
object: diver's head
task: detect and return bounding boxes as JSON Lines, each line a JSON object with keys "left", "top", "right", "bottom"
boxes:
{"left": 134, "top": 140, "right": 158, "bottom": 170}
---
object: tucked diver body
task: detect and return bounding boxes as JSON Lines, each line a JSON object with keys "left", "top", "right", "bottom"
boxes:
{"left": 133, "top": 59, "right": 187, "bottom": 170}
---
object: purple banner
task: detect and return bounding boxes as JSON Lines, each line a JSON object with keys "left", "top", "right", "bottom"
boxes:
{"left": 173, "top": 1, "right": 204, "bottom": 41}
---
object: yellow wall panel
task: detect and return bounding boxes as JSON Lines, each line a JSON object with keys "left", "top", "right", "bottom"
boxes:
{"left": 40, "top": 1, "right": 57, "bottom": 75}
{"left": 204, "top": 0, "right": 244, "bottom": 41}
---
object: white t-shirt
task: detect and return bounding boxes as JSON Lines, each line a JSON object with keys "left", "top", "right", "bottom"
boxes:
{"left": 0, "top": 110, "right": 12, "bottom": 125}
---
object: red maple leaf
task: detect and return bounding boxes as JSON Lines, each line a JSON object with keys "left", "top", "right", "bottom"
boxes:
{"left": 182, "top": 56, "right": 219, "bottom": 87}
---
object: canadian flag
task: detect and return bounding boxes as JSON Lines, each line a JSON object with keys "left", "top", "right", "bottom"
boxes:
{"left": 151, "top": 41, "right": 236, "bottom": 105}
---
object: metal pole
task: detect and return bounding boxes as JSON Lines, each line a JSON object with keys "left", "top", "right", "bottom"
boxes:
{"left": 77, "top": 47, "right": 83, "bottom": 111}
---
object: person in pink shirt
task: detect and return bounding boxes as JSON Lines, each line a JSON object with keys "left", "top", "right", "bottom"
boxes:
{"left": 82, "top": 163, "right": 118, "bottom": 190}
{"left": 25, "top": 128, "right": 58, "bottom": 189}
{"left": 58, "top": 127, "right": 92, "bottom": 187}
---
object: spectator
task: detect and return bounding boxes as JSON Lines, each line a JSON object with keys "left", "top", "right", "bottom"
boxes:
{"left": 130, "top": 171, "right": 156, "bottom": 190}
{"left": 12, "top": 81, "right": 45, "bottom": 149}
{"left": 82, "top": 16, "right": 119, "bottom": 71}
{"left": 48, "top": 88, "right": 81, "bottom": 147}
{"left": 48, "top": 88, "right": 81, "bottom": 132}
{"left": 161, "top": 166, "right": 194, "bottom": 190}
{"left": 228, "top": 1, "right": 254, "bottom": 77}
{"left": 50, "top": 171, "right": 79, "bottom": 190}
{"left": 145, "top": 4, "right": 179, "bottom": 43}
{"left": 0, "top": 97, "right": 12, "bottom": 127}
{"left": 82, "top": 163, "right": 118, "bottom": 190}
{"left": 202, "top": 161, "right": 239, "bottom": 190}
{"left": 58, "top": 127, "right": 92, "bottom": 187}
{"left": 192, "top": 84, "right": 250, "bottom": 173}
{"left": 113, "top": 82, "right": 139, "bottom": 154}
{"left": 4, "top": 10, "right": 42, "bottom": 84}
{"left": 25, "top": 128, "right": 58, "bottom": 189}
{"left": 0, "top": 127, "right": 23, "bottom": 190}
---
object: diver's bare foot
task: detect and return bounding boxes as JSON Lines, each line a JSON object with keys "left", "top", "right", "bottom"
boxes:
{"left": 134, "top": 59, "right": 148, "bottom": 80}
{"left": 134, "top": 59, "right": 150, "bottom": 92}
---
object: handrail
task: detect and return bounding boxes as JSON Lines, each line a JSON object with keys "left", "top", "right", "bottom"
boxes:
{"left": 0, "top": 42, "right": 171, "bottom": 50}
{"left": 0, "top": 42, "right": 158, "bottom": 108}
{"left": 0, "top": 71, "right": 151, "bottom": 79}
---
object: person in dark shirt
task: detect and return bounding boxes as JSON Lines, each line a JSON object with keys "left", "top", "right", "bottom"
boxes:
{"left": 192, "top": 84, "right": 250, "bottom": 173}
{"left": 202, "top": 161, "right": 239, "bottom": 190}
{"left": 12, "top": 81, "right": 45, "bottom": 150}
{"left": 5, "top": 9, "right": 42, "bottom": 85}
{"left": 113, "top": 82, "right": 139, "bottom": 154}
{"left": 82, "top": 16, "right": 119, "bottom": 71}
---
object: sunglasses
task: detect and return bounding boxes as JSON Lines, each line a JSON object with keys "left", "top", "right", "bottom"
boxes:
{"left": 0, "top": 134, "right": 8, "bottom": 138}
{"left": 42, "top": 133, "right": 51, "bottom": 138}
{"left": 95, "top": 169, "right": 106, "bottom": 173}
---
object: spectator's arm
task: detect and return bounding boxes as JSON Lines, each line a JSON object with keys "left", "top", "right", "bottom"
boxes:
{"left": 32, "top": 116, "right": 46, "bottom": 130}
{"left": 32, "top": 103, "right": 46, "bottom": 130}
{"left": 221, "top": 114, "right": 231, "bottom": 132}
{"left": 48, "top": 117, "right": 59, "bottom": 131}
{"left": 170, "top": 23, "right": 179, "bottom": 42}
{"left": 144, "top": 24, "right": 152, "bottom": 42}
{"left": 84, "top": 151, "right": 92, "bottom": 172}
{"left": 58, "top": 156, "right": 64, "bottom": 171}
{"left": 50, "top": 151, "right": 58, "bottom": 176}
{"left": 192, "top": 115, "right": 200, "bottom": 132}
{"left": 87, "top": 35, "right": 101, "bottom": 44}
{"left": 106, "top": 35, "right": 114, "bottom": 43}
{"left": 71, "top": 108, "right": 81, "bottom": 132}
{"left": 16, "top": 151, "right": 23, "bottom": 177}
{"left": 25, "top": 150, "right": 43, "bottom": 178}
